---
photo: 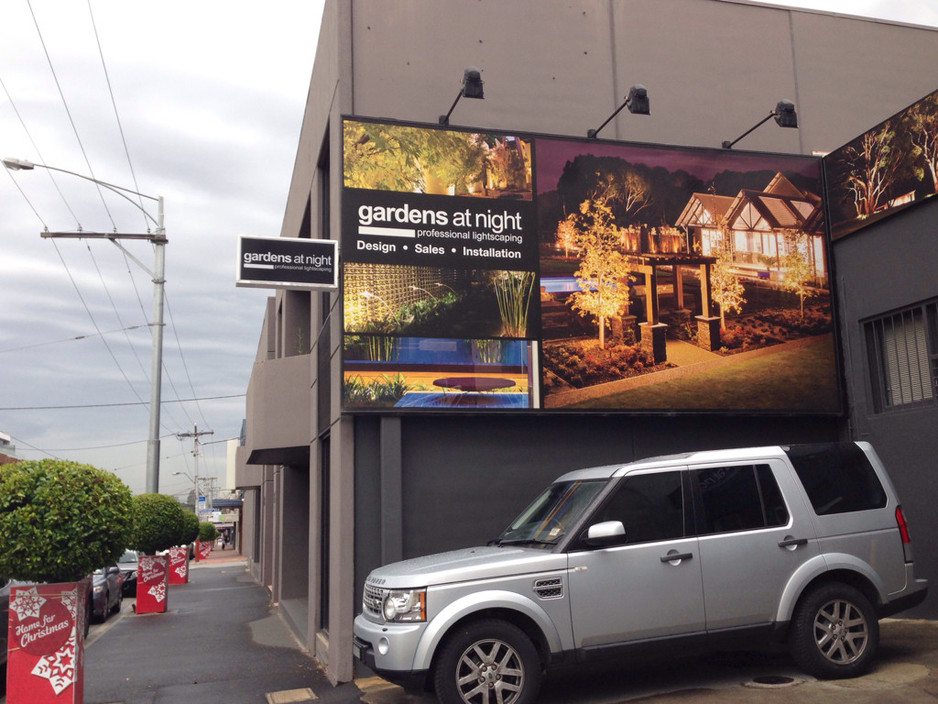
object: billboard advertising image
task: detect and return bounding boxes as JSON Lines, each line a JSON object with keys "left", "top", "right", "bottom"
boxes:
{"left": 342, "top": 117, "right": 840, "bottom": 415}
{"left": 825, "top": 88, "right": 938, "bottom": 240}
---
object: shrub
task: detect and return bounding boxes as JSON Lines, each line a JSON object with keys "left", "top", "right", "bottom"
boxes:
{"left": 130, "top": 493, "right": 188, "bottom": 555}
{"left": 199, "top": 521, "right": 218, "bottom": 542}
{"left": 181, "top": 510, "right": 200, "bottom": 545}
{"left": 0, "top": 459, "right": 132, "bottom": 583}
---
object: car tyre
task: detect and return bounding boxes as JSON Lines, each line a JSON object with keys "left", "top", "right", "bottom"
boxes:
{"left": 789, "top": 582, "right": 879, "bottom": 679}
{"left": 111, "top": 588, "right": 122, "bottom": 614}
{"left": 433, "top": 619, "right": 541, "bottom": 704}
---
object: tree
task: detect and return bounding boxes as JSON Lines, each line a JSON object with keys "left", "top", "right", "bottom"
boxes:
{"left": 0, "top": 459, "right": 132, "bottom": 583}
{"left": 554, "top": 214, "right": 579, "bottom": 257}
{"left": 343, "top": 121, "right": 487, "bottom": 194}
{"left": 838, "top": 122, "right": 901, "bottom": 218}
{"left": 568, "top": 193, "right": 633, "bottom": 349}
{"left": 710, "top": 240, "right": 746, "bottom": 330}
{"left": 904, "top": 92, "right": 938, "bottom": 193}
{"left": 781, "top": 232, "right": 816, "bottom": 319}
{"left": 199, "top": 521, "right": 219, "bottom": 543}
{"left": 181, "top": 510, "right": 200, "bottom": 546}
{"left": 130, "top": 493, "right": 189, "bottom": 555}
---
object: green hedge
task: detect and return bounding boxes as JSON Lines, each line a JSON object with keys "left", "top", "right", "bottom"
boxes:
{"left": 130, "top": 493, "right": 188, "bottom": 555}
{"left": 0, "top": 459, "right": 132, "bottom": 583}
{"left": 198, "top": 521, "right": 218, "bottom": 542}
{"left": 181, "top": 510, "right": 200, "bottom": 545}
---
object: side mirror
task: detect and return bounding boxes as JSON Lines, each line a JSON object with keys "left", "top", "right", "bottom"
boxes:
{"left": 582, "top": 520, "right": 627, "bottom": 547}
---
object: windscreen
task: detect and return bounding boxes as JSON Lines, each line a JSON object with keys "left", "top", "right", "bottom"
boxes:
{"left": 494, "top": 480, "right": 606, "bottom": 546}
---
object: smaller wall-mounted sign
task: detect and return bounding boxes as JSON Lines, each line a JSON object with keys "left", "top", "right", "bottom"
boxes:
{"left": 237, "top": 235, "right": 339, "bottom": 290}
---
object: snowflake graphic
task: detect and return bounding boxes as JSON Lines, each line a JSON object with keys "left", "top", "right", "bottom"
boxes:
{"left": 10, "top": 587, "right": 45, "bottom": 622}
{"left": 138, "top": 556, "right": 166, "bottom": 583}
{"left": 148, "top": 582, "right": 166, "bottom": 603}
{"left": 61, "top": 589, "right": 78, "bottom": 618}
{"left": 31, "top": 642, "right": 76, "bottom": 695}
{"left": 174, "top": 564, "right": 188, "bottom": 579}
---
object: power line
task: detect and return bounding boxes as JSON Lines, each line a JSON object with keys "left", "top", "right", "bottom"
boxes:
{"left": 25, "top": 0, "right": 116, "bottom": 230}
{"left": 0, "top": 324, "right": 148, "bottom": 354}
{"left": 0, "top": 393, "right": 244, "bottom": 411}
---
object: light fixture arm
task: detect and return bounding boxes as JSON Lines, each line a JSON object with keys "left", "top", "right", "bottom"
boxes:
{"left": 588, "top": 84, "right": 650, "bottom": 139}
{"left": 722, "top": 99, "right": 798, "bottom": 149}
{"left": 439, "top": 89, "right": 466, "bottom": 126}
{"left": 721, "top": 112, "right": 775, "bottom": 150}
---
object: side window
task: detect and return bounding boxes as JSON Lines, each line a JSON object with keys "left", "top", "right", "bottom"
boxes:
{"left": 694, "top": 464, "right": 789, "bottom": 535}
{"left": 594, "top": 471, "right": 685, "bottom": 544}
{"left": 786, "top": 443, "right": 887, "bottom": 515}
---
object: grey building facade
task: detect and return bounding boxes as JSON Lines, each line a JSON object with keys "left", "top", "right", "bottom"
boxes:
{"left": 236, "top": 0, "right": 938, "bottom": 684}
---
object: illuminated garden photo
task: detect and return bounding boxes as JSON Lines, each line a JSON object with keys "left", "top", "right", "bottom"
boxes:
{"left": 536, "top": 139, "right": 839, "bottom": 412}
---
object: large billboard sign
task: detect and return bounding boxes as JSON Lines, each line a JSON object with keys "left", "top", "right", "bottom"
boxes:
{"left": 342, "top": 117, "right": 840, "bottom": 415}
{"left": 825, "top": 88, "right": 938, "bottom": 240}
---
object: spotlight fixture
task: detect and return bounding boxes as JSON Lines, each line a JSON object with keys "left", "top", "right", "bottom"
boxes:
{"left": 587, "top": 84, "right": 650, "bottom": 139}
{"left": 439, "top": 67, "right": 484, "bottom": 125}
{"left": 722, "top": 99, "right": 798, "bottom": 149}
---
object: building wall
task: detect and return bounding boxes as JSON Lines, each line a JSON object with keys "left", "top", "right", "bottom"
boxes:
{"left": 237, "top": 0, "right": 938, "bottom": 684}
{"left": 833, "top": 196, "right": 938, "bottom": 614}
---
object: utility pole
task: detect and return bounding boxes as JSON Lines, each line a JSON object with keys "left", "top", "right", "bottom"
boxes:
{"left": 2, "top": 157, "right": 166, "bottom": 493}
{"left": 176, "top": 425, "right": 213, "bottom": 515}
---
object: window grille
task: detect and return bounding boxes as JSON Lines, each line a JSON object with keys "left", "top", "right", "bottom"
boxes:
{"left": 864, "top": 300, "right": 938, "bottom": 412}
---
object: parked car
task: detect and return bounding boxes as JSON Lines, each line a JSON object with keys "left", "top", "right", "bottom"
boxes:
{"left": 90, "top": 564, "right": 122, "bottom": 622}
{"left": 354, "top": 442, "right": 928, "bottom": 704}
{"left": 0, "top": 576, "right": 9, "bottom": 668}
{"left": 117, "top": 550, "right": 138, "bottom": 597}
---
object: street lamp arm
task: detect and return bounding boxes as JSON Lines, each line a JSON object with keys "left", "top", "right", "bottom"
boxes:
{"left": 2, "top": 157, "right": 162, "bottom": 230}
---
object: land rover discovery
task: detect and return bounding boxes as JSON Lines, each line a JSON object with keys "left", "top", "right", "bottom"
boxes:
{"left": 353, "top": 442, "right": 928, "bottom": 704}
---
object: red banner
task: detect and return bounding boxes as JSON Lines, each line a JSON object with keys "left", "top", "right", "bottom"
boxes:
{"left": 6, "top": 579, "right": 88, "bottom": 703}
{"left": 167, "top": 546, "right": 189, "bottom": 585}
{"left": 134, "top": 554, "right": 169, "bottom": 614}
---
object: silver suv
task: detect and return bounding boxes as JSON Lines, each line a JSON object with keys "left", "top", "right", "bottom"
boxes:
{"left": 353, "top": 442, "right": 928, "bottom": 704}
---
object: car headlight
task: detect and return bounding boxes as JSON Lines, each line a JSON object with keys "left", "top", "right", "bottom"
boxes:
{"left": 381, "top": 589, "right": 426, "bottom": 623}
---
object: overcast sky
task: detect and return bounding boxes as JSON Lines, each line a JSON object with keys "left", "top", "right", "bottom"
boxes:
{"left": 0, "top": 1, "right": 324, "bottom": 500}
{"left": 1, "top": 0, "right": 935, "bottom": 501}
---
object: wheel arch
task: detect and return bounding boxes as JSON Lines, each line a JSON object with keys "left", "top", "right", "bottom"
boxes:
{"left": 413, "top": 591, "right": 560, "bottom": 676}
{"left": 777, "top": 558, "right": 885, "bottom": 631}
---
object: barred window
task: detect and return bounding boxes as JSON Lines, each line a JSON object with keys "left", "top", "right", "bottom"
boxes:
{"left": 864, "top": 300, "right": 938, "bottom": 412}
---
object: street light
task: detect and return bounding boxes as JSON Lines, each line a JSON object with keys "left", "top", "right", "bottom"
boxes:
{"left": 173, "top": 470, "right": 197, "bottom": 509}
{"left": 3, "top": 157, "right": 166, "bottom": 494}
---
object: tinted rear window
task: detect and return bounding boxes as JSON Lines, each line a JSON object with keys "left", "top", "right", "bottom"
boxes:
{"left": 785, "top": 443, "right": 887, "bottom": 515}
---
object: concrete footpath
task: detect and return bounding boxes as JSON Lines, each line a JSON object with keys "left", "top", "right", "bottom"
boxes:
{"left": 84, "top": 551, "right": 366, "bottom": 704}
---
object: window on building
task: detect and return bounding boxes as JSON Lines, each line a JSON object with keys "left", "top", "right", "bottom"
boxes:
{"left": 864, "top": 300, "right": 938, "bottom": 412}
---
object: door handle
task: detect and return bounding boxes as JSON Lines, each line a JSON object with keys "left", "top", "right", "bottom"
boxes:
{"left": 778, "top": 537, "right": 808, "bottom": 549}
{"left": 660, "top": 551, "right": 694, "bottom": 564}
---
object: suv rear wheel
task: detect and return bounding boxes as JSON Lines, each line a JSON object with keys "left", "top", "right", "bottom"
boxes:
{"left": 434, "top": 619, "right": 542, "bottom": 704}
{"left": 789, "top": 582, "right": 878, "bottom": 679}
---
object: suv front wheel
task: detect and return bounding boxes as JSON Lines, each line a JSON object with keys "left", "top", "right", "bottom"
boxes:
{"left": 789, "top": 582, "right": 879, "bottom": 679}
{"left": 434, "top": 619, "right": 542, "bottom": 704}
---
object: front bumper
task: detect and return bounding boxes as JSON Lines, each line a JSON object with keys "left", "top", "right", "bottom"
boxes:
{"left": 352, "top": 612, "right": 430, "bottom": 685}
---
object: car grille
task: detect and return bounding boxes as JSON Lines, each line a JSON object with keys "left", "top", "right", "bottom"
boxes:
{"left": 533, "top": 577, "right": 563, "bottom": 600}
{"left": 363, "top": 583, "right": 384, "bottom": 617}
